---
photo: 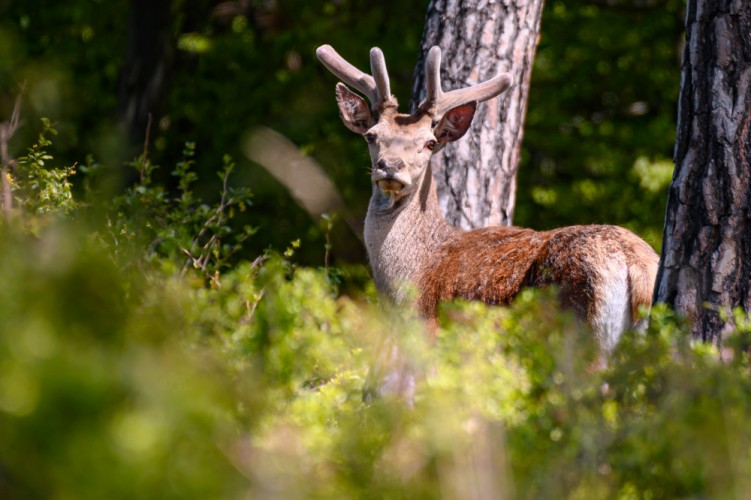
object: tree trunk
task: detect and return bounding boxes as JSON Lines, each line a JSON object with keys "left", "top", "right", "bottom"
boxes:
{"left": 118, "top": 0, "right": 172, "bottom": 151}
{"left": 654, "top": 0, "right": 751, "bottom": 342}
{"left": 410, "top": 0, "right": 545, "bottom": 229}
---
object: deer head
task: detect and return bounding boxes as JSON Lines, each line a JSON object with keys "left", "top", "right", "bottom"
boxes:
{"left": 316, "top": 45, "right": 513, "bottom": 211}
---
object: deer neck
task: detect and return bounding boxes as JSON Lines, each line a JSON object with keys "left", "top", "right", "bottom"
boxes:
{"left": 364, "top": 164, "right": 458, "bottom": 302}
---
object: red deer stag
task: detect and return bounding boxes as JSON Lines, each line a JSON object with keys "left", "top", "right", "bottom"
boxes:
{"left": 316, "top": 45, "right": 658, "bottom": 352}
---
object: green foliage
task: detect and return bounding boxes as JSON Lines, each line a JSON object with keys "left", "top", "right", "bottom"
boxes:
{"left": 101, "top": 142, "right": 255, "bottom": 281}
{"left": 14, "top": 118, "right": 76, "bottom": 219}
{"left": 6, "top": 120, "right": 255, "bottom": 281}
{"left": 0, "top": 226, "right": 255, "bottom": 498}
{"left": 3, "top": 203, "right": 751, "bottom": 498}
{"left": 0, "top": 0, "right": 126, "bottom": 160}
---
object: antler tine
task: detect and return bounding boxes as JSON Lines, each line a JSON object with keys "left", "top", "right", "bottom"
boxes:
{"left": 423, "top": 46, "right": 443, "bottom": 111}
{"left": 316, "top": 44, "right": 380, "bottom": 107}
{"left": 369, "top": 47, "right": 391, "bottom": 106}
{"left": 435, "top": 73, "right": 513, "bottom": 117}
{"left": 420, "top": 46, "right": 514, "bottom": 118}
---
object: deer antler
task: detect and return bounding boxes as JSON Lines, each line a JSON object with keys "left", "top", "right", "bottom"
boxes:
{"left": 369, "top": 48, "right": 391, "bottom": 107}
{"left": 420, "top": 46, "right": 513, "bottom": 118}
{"left": 316, "top": 45, "right": 392, "bottom": 111}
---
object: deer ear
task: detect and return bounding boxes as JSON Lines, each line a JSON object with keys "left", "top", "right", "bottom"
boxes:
{"left": 335, "top": 83, "right": 375, "bottom": 134}
{"left": 434, "top": 102, "right": 477, "bottom": 143}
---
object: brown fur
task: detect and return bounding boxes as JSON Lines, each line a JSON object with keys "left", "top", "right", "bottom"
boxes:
{"left": 417, "top": 224, "right": 659, "bottom": 327}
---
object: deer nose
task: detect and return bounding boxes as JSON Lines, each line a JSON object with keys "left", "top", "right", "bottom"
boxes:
{"left": 376, "top": 158, "right": 405, "bottom": 174}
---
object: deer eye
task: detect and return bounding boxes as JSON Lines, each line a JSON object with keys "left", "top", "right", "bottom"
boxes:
{"left": 364, "top": 132, "right": 377, "bottom": 144}
{"left": 424, "top": 140, "right": 437, "bottom": 151}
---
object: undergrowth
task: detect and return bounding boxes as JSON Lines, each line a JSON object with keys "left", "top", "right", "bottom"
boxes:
{"left": 1, "top": 120, "right": 750, "bottom": 499}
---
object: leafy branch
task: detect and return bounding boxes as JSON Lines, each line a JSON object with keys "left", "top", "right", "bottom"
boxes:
{"left": 106, "top": 142, "right": 256, "bottom": 283}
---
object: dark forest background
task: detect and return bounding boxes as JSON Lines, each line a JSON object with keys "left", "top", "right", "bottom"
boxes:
{"left": 0, "top": 0, "right": 682, "bottom": 264}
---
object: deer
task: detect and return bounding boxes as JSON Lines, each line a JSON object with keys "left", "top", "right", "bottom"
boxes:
{"left": 316, "top": 44, "right": 659, "bottom": 354}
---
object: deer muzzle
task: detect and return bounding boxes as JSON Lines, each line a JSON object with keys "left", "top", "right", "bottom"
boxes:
{"left": 372, "top": 159, "right": 408, "bottom": 193}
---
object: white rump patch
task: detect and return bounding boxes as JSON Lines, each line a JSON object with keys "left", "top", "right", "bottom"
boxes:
{"left": 591, "top": 259, "right": 631, "bottom": 352}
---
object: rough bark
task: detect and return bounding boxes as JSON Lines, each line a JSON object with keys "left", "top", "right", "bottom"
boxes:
{"left": 654, "top": 0, "right": 751, "bottom": 342}
{"left": 410, "top": 0, "right": 545, "bottom": 229}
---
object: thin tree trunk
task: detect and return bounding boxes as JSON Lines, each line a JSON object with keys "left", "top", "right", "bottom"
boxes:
{"left": 654, "top": 0, "right": 751, "bottom": 342}
{"left": 410, "top": 0, "right": 545, "bottom": 229}
{"left": 0, "top": 93, "right": 22, "bottom": 221}
{"left": 118, "top": 0, "right": 172, "bottom": 151}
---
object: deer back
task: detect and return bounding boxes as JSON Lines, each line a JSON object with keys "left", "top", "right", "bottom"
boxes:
{"left": 418, "top": 224, "right": 658, "bottom": 349}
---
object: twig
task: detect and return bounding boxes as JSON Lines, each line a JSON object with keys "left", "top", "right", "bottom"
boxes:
{"left": 180, "top": 168, "right": 235, "bottom": 274}
{"left": 243, "top": 286, "right": 265, "bottom": 324}
{"left": 140, "top": 113, "right": 152, "bottom": 182}
{"left": 324, "top": 220, "right": 332, "bottom": 274}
